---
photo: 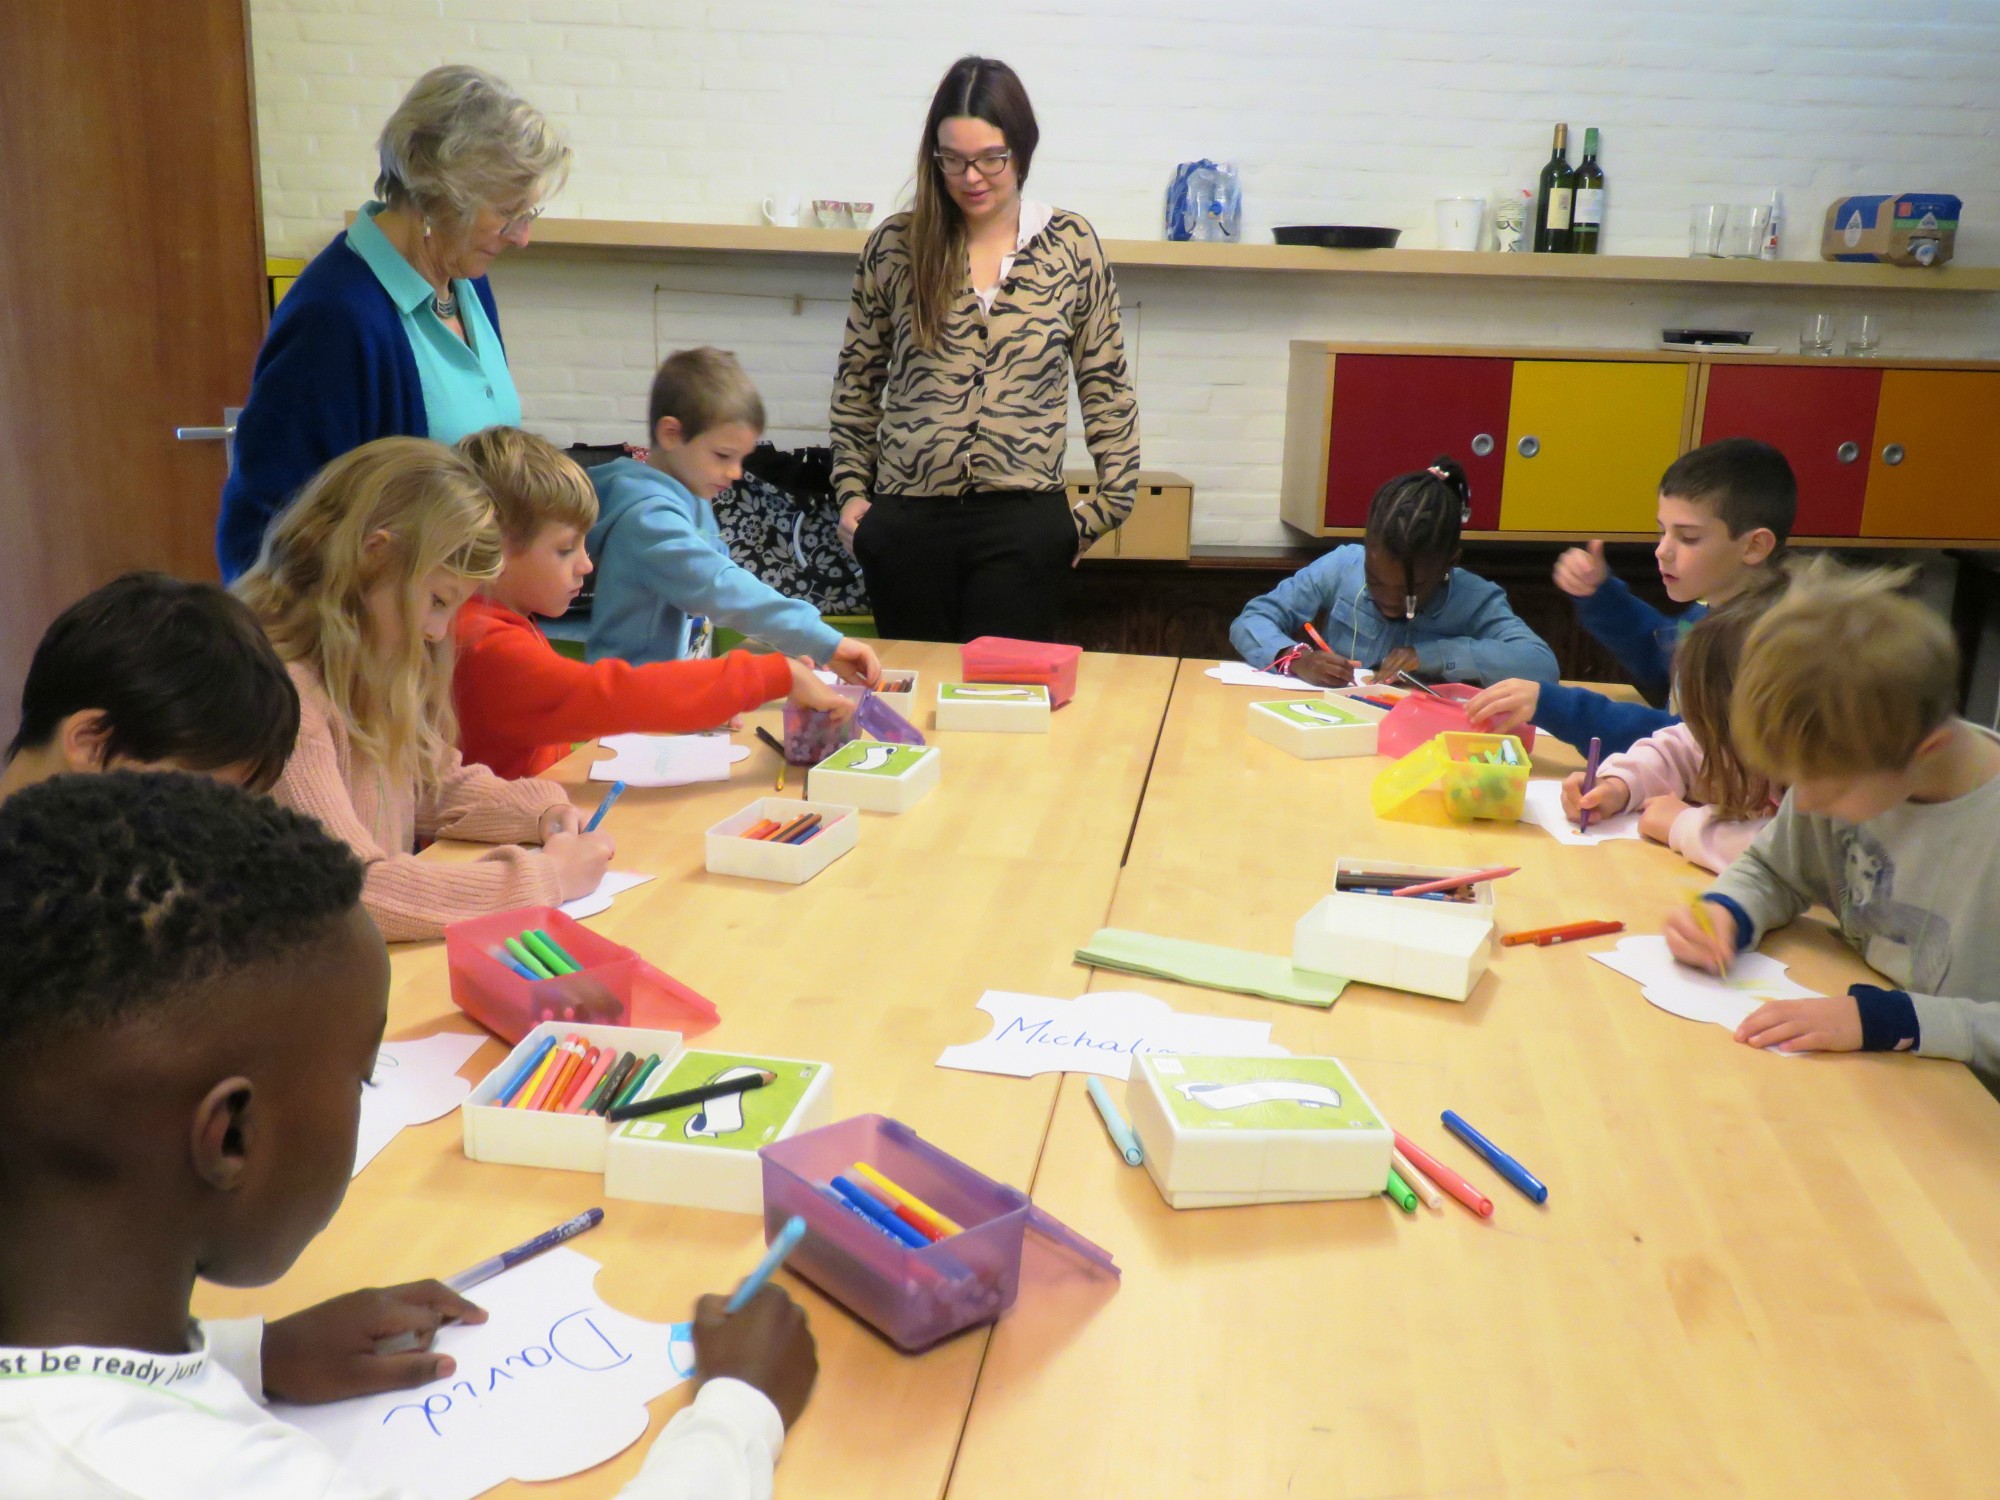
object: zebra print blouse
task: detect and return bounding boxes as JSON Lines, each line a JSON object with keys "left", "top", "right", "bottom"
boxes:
{"left": 829, "top": 208, "right": 1141, "bottom": 544}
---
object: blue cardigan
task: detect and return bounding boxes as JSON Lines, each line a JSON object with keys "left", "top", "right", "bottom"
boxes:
{"left": 214, "top": 234, "right": 502, "bottom": 581}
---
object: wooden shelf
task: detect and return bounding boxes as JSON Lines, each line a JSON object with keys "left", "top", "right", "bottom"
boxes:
{"left": 519, "top": 216, "right": 2000, "bottom": 292}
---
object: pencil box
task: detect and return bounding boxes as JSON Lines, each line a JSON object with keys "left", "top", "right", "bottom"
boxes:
{"left": 759, "top": 1114, "right": 1118, "bottom": 1352}
{"left": 461, "top": 1023, "right": 831, "bottom": 1212}
{"left": 1376, "top": 683, "right": 1536, "bottom": 759}
{"left": 1246, "top": 688, "right": 1389, "bottom": 759}
{"left": 1371, "top": 731, "right": 1529, "bottom": 824}
{"left": 961, "top": 636, "right": 1082, "bottom": 707}
{"left": 806, "top": 740, "right": 940, "bottom": 813}
{"left": 444, "top": 907, "right": 720, "bottom": 1045}
{"left": 1293, "top": 860, "right": 1497, "bottom": 1001}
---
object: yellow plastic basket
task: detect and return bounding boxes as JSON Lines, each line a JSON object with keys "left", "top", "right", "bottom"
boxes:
{"left": 1370, "top": 731, "right": 1529, "bottom": 823}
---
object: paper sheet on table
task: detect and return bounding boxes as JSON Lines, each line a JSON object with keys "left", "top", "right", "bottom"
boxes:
{"left": 1520, "top": 779, "right": 1644, "bottom": 845}
{"left": 353, "top": 1032, "right": 488, "bottom": 1177}
{"left": 1076, "top": 928, "right": 1348, "bottom": 1008}
{"left": 1205, "top": 662, "right": 1374, "bottom": 691}
{"left": 1591, "top": 934, "right": 1821, "bottom": 1042}
{"left": 937, "top": 989, "right": 1289, "bottom": 1080}
{"left": 590, "top": 732, "right": 749, "bottom": 785}
{"left": 559, "top": 870, "right": 657, "bottom": 921}
{"left": 274, "top": 1249, "right": 693, "bottom": 1500}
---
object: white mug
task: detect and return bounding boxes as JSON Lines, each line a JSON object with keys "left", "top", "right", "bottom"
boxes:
{"left": 1435, "top": 197, "right": 1486, "bottom": 251}
{"left": 760, "top": 192, "right": 801, "bottom": 227}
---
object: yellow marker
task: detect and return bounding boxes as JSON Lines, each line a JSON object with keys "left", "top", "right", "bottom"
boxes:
{"left": 1689, "top": 899, "right": 1732, "bottom": 977}
{"left": 851, "top": 1162, "right": 963, "bottom": 1237}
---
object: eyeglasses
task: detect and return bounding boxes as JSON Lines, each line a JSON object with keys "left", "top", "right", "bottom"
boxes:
{"left": 496, "top": 203, "right": 546, "bottom": 235}
{"left": 933, "top": 150, "right": 1013, "bottom": 179}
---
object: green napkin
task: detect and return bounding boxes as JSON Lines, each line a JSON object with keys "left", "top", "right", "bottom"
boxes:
{"left": 1076, "top": 928, "right": 1348, "bottom": 1009}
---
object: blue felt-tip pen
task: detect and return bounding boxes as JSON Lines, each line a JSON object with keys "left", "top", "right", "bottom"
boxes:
{"left": 830, "top": 1174, "right": 929, "bottom": 1248}
{"left": 725, "top": 1215, "right": 808, "bottom": 1313}
{"left": 1084, "top": 1076, "right": 1144, "bottom": 1166}
{"left": 582, "top": 781, "right": 626, "bottom": 834}
{"left": 1441, "top": 1110, "right": 1548, "bottom": 1204}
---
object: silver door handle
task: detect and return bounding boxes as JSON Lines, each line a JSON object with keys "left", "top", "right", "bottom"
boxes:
{"left": 1517, "top": 435, "right": 1540, "bottom": 458}
{"left": 175, "top": 424, "right": 237, "bottom": 441}
{"left": 1882, "top": 443, "right": 1905, "bottom": 466}
{"left": 1470, "top": 432, "right": 1494, "bottom": 457}
{"left": 1836, "top": 441, "right": 1859, "bottom": 464}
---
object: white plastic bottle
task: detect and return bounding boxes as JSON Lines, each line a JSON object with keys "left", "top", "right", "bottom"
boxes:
{"left": 1761, "top": 189, "right": 1783, "bottom": 260}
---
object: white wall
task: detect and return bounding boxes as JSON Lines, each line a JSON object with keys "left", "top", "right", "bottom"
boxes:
{"left": 250, "top": 0, "right": 2000, "bottom": 544}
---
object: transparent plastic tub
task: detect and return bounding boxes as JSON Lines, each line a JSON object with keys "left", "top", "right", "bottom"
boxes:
{"left": 1370, "top": 731, "right": 1530, "bottom": 823}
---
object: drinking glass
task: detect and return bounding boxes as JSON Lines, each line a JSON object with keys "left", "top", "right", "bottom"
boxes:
{"left": 1848, "top": 313, "right": 1883, "bottom": 357}
{"left": 1725, "top": 204, "right": 1772, "bottom": 259}
{"left": 1689, "top": 204, "right": 1728, "bottom": 257}
{"left": 1801, "top": 313, "right": 1836, "bottom": 356}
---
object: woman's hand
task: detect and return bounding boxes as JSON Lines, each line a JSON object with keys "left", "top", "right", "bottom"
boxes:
{"left": 838, "top": 499, "right": 871, "bottom": 557}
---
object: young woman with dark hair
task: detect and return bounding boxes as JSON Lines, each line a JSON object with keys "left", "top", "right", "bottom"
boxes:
{"left": 830, "top": 56, "right": 1139, "bottom": 644}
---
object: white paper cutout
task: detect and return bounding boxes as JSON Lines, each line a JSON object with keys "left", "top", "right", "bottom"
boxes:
{"left": 274, "top": 1250, "right": 693, "bottom": 1500}
{"left": 558, "top": 870, "right": 657, "bottom": 921}
{"left": 590, "top": 733, "right": 749, "bottom": 786}
{"left": 1520, "top": 779, "right": 1644, "bottom": 845}
{"left": 354, "top": 1033, "right": 488, "bottom": 1177}
{"left": 1206, "top": 662, "right": 1375, "bottom": 691}
{"left": 936, "top": 989, "right": 1288, "bottom": 1081}
{"left": 1591, "top": 934, "right": 1821, "bottom": 1042}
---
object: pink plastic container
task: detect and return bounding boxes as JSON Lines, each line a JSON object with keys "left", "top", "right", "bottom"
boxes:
{"left": 443, "top": 906, "right": 720, "bottom": 1045}
{"left": 759, "top": 1114, "right": 1118, "bottom": 1352}
{"left": 961, "top": 637, "right": 1082, "bottom": 708}
{"left": 1376, "top": 682, "right": 1536, "bottom": 760}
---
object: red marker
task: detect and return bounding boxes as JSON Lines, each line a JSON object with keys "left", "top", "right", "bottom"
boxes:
{"left": 1393, "top": 1130, "right": 1494, "bottom": 1218}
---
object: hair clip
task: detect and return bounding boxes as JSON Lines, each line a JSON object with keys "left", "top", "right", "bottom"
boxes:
{"left": 1427, "top": 464, "right": 1448, "bottom": 480}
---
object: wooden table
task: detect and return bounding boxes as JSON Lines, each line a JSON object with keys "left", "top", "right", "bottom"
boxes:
{"left": 948, "top": 660, "right": 2000, "bottom": 1500}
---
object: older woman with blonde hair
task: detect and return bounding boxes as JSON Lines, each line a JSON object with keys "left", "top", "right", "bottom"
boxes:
{"left": 216, "top": 65, "right": 570, "bottom": 580}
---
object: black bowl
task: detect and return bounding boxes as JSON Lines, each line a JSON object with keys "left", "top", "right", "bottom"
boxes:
{"left": 1273, "top": 224, "right": 1403, "bottom": 250}
{"left": 1662, "top": 327, "right": 1755, "bottom": 345}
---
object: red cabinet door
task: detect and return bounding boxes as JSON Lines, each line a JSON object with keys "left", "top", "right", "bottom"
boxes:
{"left": 1699, "top": 365, "right": 1881, "bottom": 538}
{"left": 1324, "top": 355, "right": 1513, "bottom": 530}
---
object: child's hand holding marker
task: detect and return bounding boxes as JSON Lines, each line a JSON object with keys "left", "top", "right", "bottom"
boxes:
{"left": 264, "top": 1281, "right": 489, "bottom": 1403}
{"left": 1289, "top": 620, "right": 1360, "bottom": 687}
{"left": 1663, "top": 897, "right": 1738, "bottom": 976}
{"left": 1560, "top": 769, "right": 1632, "bottom": 823}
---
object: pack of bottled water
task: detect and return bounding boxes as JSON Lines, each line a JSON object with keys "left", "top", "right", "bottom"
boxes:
{"left": 1165, "top": 160, "right": 1242, "bottom": 242}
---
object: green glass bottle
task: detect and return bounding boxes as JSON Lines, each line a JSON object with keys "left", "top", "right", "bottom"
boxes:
{"left": 1571, "top": 128, "right": 1605, "bottom": 254}
{"left": 1533, "top": 123, "right": 1575, "bottom": 253}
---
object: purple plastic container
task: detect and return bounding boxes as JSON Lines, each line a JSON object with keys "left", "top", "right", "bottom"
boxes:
{"left": 782, "top": 688, "right": 924, "bottom": 765}
{"left": 758, "top": 1114, "right": 1117, "bottom": 1352}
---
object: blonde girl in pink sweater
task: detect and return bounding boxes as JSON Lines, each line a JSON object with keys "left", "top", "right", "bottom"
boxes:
{"left": 1560, "top": 574, "right": 1786, "bottom": 873}
{"left": 236, "top": 437, "right": 613, "bottom": 940}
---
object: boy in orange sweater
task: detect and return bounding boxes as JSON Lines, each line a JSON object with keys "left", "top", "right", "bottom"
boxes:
{"left": 454, "top": 428, "right": 853, "bottom": 779}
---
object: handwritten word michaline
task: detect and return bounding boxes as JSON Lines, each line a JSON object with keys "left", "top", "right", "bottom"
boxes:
{"left": 993, "top": 1015, "right": 1157, "bottom": 1054}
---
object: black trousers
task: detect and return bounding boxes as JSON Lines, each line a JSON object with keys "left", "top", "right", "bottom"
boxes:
{"left": 851, "top": 488, "right": 1077, "bottom": 644}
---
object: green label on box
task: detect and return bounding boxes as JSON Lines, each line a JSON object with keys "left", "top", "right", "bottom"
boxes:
{"left": 613, "top": 1052, "right": 820, "bottom": 1151}
{"left": 818, "top": 741, "right": 930, "bottom": 777}
{"left": 939, "top": 682, "right": 1046, "bottom": 702}
{"left": 1148, "top": 1055, "right": 1380, "bottom": 1133}
{"left": 1257, "top": 698, "right": 1362, "bottom": 727}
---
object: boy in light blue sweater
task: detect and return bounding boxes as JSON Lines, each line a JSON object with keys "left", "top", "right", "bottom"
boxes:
{"left": 587, "top": 347, "right": 880, "bottom": 684}
{"left": 1231, "top": 457, "right": 1557, "bottom": 687}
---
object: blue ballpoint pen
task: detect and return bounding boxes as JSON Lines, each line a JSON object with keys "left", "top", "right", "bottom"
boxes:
{"left": 1442, "top": 1110, "right": 1548, "bottom": 1204}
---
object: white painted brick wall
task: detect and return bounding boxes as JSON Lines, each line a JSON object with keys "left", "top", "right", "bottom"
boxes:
{"left": 249, "top": 0, "right": 2000, "bottom": 543}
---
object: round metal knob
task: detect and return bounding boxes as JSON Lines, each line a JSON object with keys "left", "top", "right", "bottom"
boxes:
{"left": 1836, "top": 441, "right": 1859, "bottom": 464}
{"left": 1470, "top": 432, "right": 1494, "bottom": 457}
{"left": 1882, "top": 443, "right": 1906, "bottom": 467}
{"left": 1517, "top": 435, "right": 1540, "bottom": 459}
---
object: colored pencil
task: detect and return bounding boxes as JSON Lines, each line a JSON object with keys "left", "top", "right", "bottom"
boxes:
{"left": 561, "top": 1047, "right": 613, "bottom": 1113}
{"left": 605, "top": 1068, "right": 776, "bottom": 1123}
{"left": 582, "top": 1051, "right": 635, "bottom": 1114}
{"left": 1502, "top": 920, "right": 1625, "bottom": 947}
{"left": 1392, "top": 1130, "right": 1494, "bottom": 1219}
{"left": 1389, "top": 865, "right": 1519, "bottom": 898}
{"left": 493, "top": 1035, "right": 557, "bottom": 1107}
{"left": 613, "top": 1054, "right": 661, "bottom": 1110}
{"left": 1390, "top": 1146, "right": 1445, "bottom": 1211}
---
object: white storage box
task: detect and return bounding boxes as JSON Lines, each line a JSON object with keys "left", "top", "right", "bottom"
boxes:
{"left": 874, "top": 670, "right": 919, "bottom": 722}
{"left": 1246, "top": 690, "right": 1387, "bottom": 759}
{"left": 462, "top": 1022, "right": 686, "bottom": 1174}
{"left": 934, "top": 681, "right": 1051, "bottom": 733}
{"left": 1126, "top": 1054, "right": 1393, "bottom": 1210}
{"left": 705, "top": 798, "right": 858, "bottom": 884}
{"left": 1292, "top": 859, "right": 1497, "bottom": 1001}
{"left": 604, "top": 1049, "right": 834, "bottom": 1213}
{"left": 805, "top": 740, "right": 940, "bottom": 814}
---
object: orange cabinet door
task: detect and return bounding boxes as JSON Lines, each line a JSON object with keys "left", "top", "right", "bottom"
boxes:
{"left": 1860, "top": 371, "right": 2000, "bottom": 540}
{"left": 1498, "top": 361, "right": 1692, "bottom": 534}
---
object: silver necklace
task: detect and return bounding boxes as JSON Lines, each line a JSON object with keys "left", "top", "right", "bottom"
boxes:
{"left": 432, "top": 288, "right": 458, "bottom": 321}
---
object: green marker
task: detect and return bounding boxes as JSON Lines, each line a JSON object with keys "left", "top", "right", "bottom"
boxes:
{"left": 531, "top": 929, "right": 583, "bottom": 973}
{"left": 505, "top": 936, "right": 555, "bottom": 979}
{"left": 613, "top": 1053, "right": 661, "bottom": 1110}
{"left": 1385, "top": 1166, "right": 1419, "bottom": 1214}
{"left": 521, "top": 929, "right": 576, "bottom": 976}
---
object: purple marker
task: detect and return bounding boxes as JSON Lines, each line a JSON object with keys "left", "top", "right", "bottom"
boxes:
{"left": 444, "top": 1207, "right": 605, "bottom": 1293}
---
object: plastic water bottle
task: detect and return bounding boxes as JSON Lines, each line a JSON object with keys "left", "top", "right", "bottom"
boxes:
{"left": 1165, "top": 161, "right": 1241, "bottom": 242}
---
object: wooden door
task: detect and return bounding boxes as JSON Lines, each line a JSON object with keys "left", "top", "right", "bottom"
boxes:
{"left": 1499, "top": 361, "right": 1691, "bottom": 534}
{"left": 1860, "top": 371, "right": 2000, "bottom": 540}
{"left": 1323, "top": 354, "right": 1513, "bottom": 530}
{"left": 1699, "top": 364, "right": 1880, "bottom": 538}
{"left": 0, "top": 1, "right": 266, "bottom": 719}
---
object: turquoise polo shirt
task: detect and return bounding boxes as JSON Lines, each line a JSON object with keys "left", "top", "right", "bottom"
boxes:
{"left": 346, "top": 203, "right": 522, "bottom": 443}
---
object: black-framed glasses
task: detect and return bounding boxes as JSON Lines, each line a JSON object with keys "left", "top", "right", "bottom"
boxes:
{"left": 934, "top": 149, "right": 1013, "bottom": 179}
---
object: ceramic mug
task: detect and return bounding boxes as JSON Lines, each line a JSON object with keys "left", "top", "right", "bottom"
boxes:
{"left": 761, "top": 192, "right": 802, "bottom": 227}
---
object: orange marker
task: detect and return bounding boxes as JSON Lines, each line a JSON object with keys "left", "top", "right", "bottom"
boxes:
{"left": 1392, "top": 1130, "right": 1494, "bottom": 1218}
{"left": 1302, "top": 621, "right": 1334, "bottom": 656}
{"left": 1502, "top": 920, "right": 1625, "bottom": 947}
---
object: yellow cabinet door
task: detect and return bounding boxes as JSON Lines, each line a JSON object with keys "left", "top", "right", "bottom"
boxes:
{"left": 1860, "top": 370, "right": 2000, "bottom": 540}
{"left": 1497, "top": 361, "right": 1692, "bottom": 533}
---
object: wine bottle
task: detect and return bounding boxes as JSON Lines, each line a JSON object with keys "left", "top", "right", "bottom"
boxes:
{"left": 1570, "top": 128, "right": 1604, "bottom": 254}
{"left": 1533, "top": 123, "right": 1574, "bottom": 253}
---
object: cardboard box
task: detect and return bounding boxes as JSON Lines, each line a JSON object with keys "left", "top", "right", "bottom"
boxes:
{"left": 934, "top": 681, "right": 1051, "bottom": 733}
{"left": 1127, "top": 1054, "right": 1393, "bottom": 1209}
{"left": 1293, "top": 859, "right": 1497, "bottom": 1001}
{"left": 1246, "top": 690, "right": 1387, "bottom": 759}
{"left": 1068, "top": 470, "right": 1194, "bottom": 560}
{"left": 1822, "top": 193, "right": 1961, "bottom": 267}
{"left": 806, "top": 740, "right": 940, "bottom": 813}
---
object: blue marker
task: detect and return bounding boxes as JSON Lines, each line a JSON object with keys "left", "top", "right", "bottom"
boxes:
{"left": 582, "top": 781, "right": 626, "bottom": 834}
{"left": 1084, "top": 1077, "right": 1144, "bottom": 1166}
{"left": 494, "top": 948, "right": 542, "bottom": 982}
{"left": 725, "top": 1215, "right": 808, "bottom": 1313}
{"left": 830, "top": 1174, "right": 929, "bottom": 1248}
{"left": 1442, "top": 1110, "right": 1548, "bottom": 1204}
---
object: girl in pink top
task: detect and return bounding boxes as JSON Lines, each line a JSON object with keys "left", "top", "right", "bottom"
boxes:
{"left": 1560, "top": 574, "right": 1787, "bottom": 873}
{"left": 236, "top": 437, "right": 613, "bottom": 940}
